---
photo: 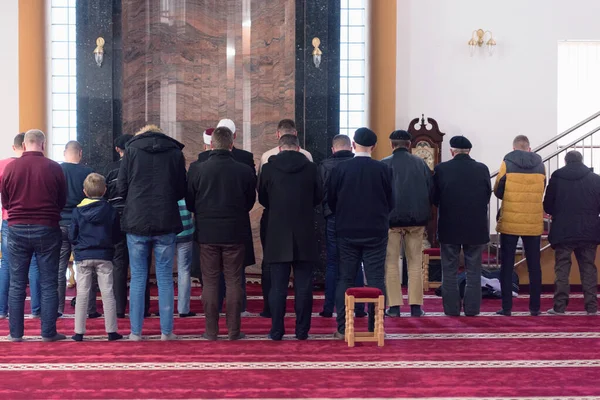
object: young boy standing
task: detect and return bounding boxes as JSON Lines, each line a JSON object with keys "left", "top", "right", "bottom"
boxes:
{"left": 70, "top": 173, "right": 122, "bottom": 341}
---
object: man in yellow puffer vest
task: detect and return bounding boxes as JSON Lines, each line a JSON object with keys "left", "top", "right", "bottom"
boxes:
{"left": 494, "top": 135, "right": 546, "bottom": 316}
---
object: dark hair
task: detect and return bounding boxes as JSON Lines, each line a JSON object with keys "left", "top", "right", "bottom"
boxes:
{"left": 14, "top": 133, "right": 25, "bottom": 149}
{"left": 391, "top": 139, "right": 411, "bottom": 149}
{"left": 513, "top": 135, "right": 530, "bottom": 150}
{"left": 65, "top": 140, "right": 83, "bottom": 152}
{"left": 279, "top": 134, "right": 299, "bottom": 149}
{"left": 83, "top": 173, "right": 106, "bottom": 198}
{"left": 277, "top": 119, "right": 296, "bottom": 135}
{"left": 212, "top": 127, "right": 234, "bottom": 150}
{"left": 114, "top": 134, "right": 133, "bottom": 150}
{"left": 564, "top": 150, "right": 583, "bottom": 164}
{"left": 332, "top": 134, "right": 351, "bottom": 149}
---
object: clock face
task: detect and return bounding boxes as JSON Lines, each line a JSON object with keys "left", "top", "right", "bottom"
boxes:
{"left": 412, "top": 141, "right": 435, "bottom": 170}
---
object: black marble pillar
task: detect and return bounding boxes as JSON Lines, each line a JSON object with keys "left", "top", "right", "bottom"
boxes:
{"left": 296, "top": 0, "right": 341, "bottom": 165}
{"left": 77, "top": 0, "right": 122, "bottom": 173}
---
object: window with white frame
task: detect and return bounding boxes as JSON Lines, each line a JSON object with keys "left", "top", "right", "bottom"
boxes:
{"left": 340, "top": 0, "right": 367, "bottom": 137}
{"left": 50, "top": 0, "right": 77, "bottom": 161}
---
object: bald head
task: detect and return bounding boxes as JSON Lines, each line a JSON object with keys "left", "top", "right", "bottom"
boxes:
{"left": 23, "top": 129, "right": 46, "bottom": 153}
{"left": 64, "top": 140, "right": 83, "bottom": 163}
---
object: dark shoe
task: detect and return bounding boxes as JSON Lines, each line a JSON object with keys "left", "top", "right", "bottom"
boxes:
{"left": 108, "top": 332, "right": 123, "bottom": 341}
{"left": 530, "top": 310, "right": 541, "bottom": 317}
{"left": 179, "top": 312, "right": 196, "bottom": 318}
{"left": 202, "top": 332, "right": 218, "bottom": 341}
{"left": 269, "top": 332, "right": 283, "bottom": 341}
{"left": 155, "top": 311, "right": 160, "bottom": 317}
{"left": 386, "top": 306, "right": 401, "bottom": 317}
{"left": 496, "top": 309, "right": 512, "bottom": 316}
{"left": 57, "top": 312, "right": 63, "bottom": 318}
{"left": 411, "top": 305, "right": 425, "bottom": 317}
{"left": 72, "top": 334, "right": 84, "bottom": 342}
{"left": 88, "top": 312, "right": 102, "bottom": 319}
{"left": 319, "top": 310, "right": 333, "bottom": 318}
{"left": 144, "top": 312, "right": 151, "bottom": 318}
{"left": 229, "top": 332, "right": 246, "bottom": 341}
{"left": 333, "top": 331, "right": 344, "bottom": 340}
{"left": 260, "top": 311, "right": 272, "bottom": 318}
{"left": 117, "top": 313, "right": 126, "bottom": 319}
{"left": 464, "top": 313, "right": 480, "bottom": 317}
{"left": 296, "top": 333, "right": 309, "bottom": 340}
{"left": 70, "top": 297, "right": 76, "bottom": 308}
{"left": 42, "top": 333, "right": 67, "bottom": 342}
{"left": 354, "top": 309, "right": 368, "bottom": 318}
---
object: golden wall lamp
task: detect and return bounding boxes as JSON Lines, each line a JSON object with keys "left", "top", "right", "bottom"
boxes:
{"left": 468, "top": 29, "right": 496, "bottom": 56}
{"left": 94, "top": 37, "right": 105, "bottom": 67}
{"left": 312, "top": 37, "right": 322, "bottom": 68}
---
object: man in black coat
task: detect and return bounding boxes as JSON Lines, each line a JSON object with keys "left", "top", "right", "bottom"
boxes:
{"left": 329, "top": 128, "right": 394, "bottom": 338}
{"left": 117, "top": 124, "right": 187, "bottom": 340}
{"left": 319, "top": 134, "right": 366, "bottom": 318}
{"left": 195, "top": 119, "right": 256, "bottom": 313}
{"left": 186, "top": 127, "right": 256, "bottom": 340}
{"left": 433, "top": 136, "right": 491, "bottom": 317}
{"left": 258, "top": 134, "right": 322, "bottom": 340}
{"left": 543, "top": 150, "right": 600, "bottom": 316}
{"left": 382, "top": 130, "right": 432, "bottom": 317}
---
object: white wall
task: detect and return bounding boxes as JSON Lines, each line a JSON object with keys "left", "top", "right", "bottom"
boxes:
{"left": 0, "top": 1, "right": 19, "bottom": 160}
{"left": 396, "top": 0, "right": 600, "bottom": 170}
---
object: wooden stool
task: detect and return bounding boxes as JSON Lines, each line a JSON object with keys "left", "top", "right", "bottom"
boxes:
{"left": 422, "top": 248, "right": 441, "bottom": 291}
{"left": 344, "top": 287, "right": 385, "bottom": 347}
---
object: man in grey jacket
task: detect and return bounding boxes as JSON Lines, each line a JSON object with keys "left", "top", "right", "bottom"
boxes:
{"left": 382, "top": 130, "right": 432, "bottom": 317}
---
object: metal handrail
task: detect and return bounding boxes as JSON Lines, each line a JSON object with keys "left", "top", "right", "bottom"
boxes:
{"left": 541, "top": 125, "right": 600, "bottom": 163}
{"left": 489, "top": 110, "right": 600, "bottom": 178}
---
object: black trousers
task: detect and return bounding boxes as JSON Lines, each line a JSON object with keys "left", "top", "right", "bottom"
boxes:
{"left": 335, "top": 236, "right": 387, "bottom": 334}
{"left": 269, "top": 261, "right": 313, "bottom": 340}
{"left": 500, "top": 234, "right": 542, "bottom": 312}
{"left": 441, "top": 243, "right": 484, "bottom": 316}
{"left": 113, "top": 235, "right": 129, "bottom": 315}
{"left": 260, "top": 210, "right": 271, "bottom": 315}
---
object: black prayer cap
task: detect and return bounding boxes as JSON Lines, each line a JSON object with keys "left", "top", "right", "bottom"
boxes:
{"left": 353, "top": 127, "right": 378, "bottom": 147}
{"left": 389, "top": 130, "right": 412, "bottom": 140}
{"left": 114, "top": 134, "right": 133, "bottom": 150}
{"left": 449, "top": 135, "right": 472, "bottom": 150}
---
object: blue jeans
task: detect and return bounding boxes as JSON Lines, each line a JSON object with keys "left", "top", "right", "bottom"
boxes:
{"left": 177, "top": 241, "right": 193, "bottom": 314}
{"left": 1, "top": 220, "right": 41, "bottom": 316}
{"left": 127, "top": 233, "right": 176, "bottom": 336}
{"left": 324, "top": 216, "right": 365, "bottom": 314}
{"left": 7, "top": 224, "right": 62, "bottom": 339}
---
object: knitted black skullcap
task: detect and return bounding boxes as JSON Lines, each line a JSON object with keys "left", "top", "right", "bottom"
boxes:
{"left": 389, "top": 130, "right": 412, "bottom": 141}
{"left": 449, "top": 136, "right": 472, "bottom": 150}
{"left": 353, "top": 127, "right": 378, "bottom": 147}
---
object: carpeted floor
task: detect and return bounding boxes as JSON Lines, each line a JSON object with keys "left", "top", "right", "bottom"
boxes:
{"left": 1, "top": 284, "right": 600, "bottom": 400}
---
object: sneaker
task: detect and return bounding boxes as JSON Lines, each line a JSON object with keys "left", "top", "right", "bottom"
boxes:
{"left": 495, "top": 309, "right": 511, "bottom": 316}
{"left": 128, "top": 333, "right": 142, "bottom": 341}
{"left": 179, "top": 312, "right": 196, "bottom": 318}
{"left": 333, "top": 331, "right": 345, "bottom": 340}
{"left": 42, "top": 333, "right": 67, "bottom": 342}
{"left": 530, "top": 310, "right": 541, "bottom": 317}
{"left": 202, "top": 332, "right": 218, "bottom": 341}
{"left": 385, "top": 306, "right": 401, "bottom": 317}
{"left": 547, "top": 308, "right": 565, "bottom": 316}
{"left": 7, "top": 334, "right": 22, "bottom": 342}
{"left": 319, "top": 310, "right": 333, "bottom": 318}
{"left": 161, "top": 332, "right": 178, "bottom": 341}
{"left": 72, "top": 334, "right": 84, "bottom": 342}
{"left": 240, "top": 311, "right": 252, "bottom": 317}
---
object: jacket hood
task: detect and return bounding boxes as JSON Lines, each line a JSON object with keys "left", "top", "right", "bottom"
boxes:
{"left": 128, "top": 128, "right": 184, "bottom": 154}
{"left": 332, "top": 150, "right": 354, "bottom": 159}
{"left": 504, "top": 150, "right": 543, "bottom": 170}
{"left": 554, "top": 162, "right": 592, "bottom": 181}
{"left": 77, "top": 199, "right": 113, "bottom": 224}
{"left": 269, "top": 150, "right": 311, "bottom": 173}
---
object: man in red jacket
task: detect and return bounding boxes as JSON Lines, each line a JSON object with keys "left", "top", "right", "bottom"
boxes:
{"left": 1, "top": 129, "right": 67, "bottom": 342}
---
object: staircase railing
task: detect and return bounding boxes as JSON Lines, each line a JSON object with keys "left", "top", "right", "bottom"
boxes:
{"left": 486, "top": 110, "right": 600, "bottom": 269}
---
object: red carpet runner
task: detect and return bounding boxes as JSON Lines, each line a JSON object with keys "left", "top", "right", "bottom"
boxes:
{"left": 1, "top": 284, "right": 600, "bottom": 399}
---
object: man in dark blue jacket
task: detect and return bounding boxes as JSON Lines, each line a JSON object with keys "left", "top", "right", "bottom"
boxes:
{"left": 433, "top": 136, "right": 491, "bottom": 317}
{"left": 544, "top": 150, "right": 600, "bottom": 316}
{"left": 382, "top": 130, "right": 432, "bottom": 317}
{"left": 69, "top": 173, "right": 122, "bottom": 342}
{"left": 328, "top": 128, "right": 394, "bottom": 338}
{"left": 318, "top": 134, "right": 366, "bottom": 318}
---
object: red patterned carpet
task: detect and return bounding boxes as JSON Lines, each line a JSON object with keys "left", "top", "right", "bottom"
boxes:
{"left": 1, "top": 284, "right": 600, "bottom": 400}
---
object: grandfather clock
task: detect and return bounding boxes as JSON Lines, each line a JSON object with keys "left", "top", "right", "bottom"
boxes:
{"left": 408, "top": 115, "right": 445, "bottom": 248}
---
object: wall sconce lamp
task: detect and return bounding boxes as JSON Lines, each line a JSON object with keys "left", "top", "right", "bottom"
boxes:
{"left": 94, "top": 37, "right": 105, "bottom": 67}
{"left": 312, "top": 37, "right": 322, "bottom": 68}
{"left": 468, "top": 29, "right": 496, "bottom": 56}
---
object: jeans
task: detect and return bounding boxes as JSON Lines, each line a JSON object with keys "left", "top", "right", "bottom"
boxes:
{"left": 335, "top": 236, "right": 387, "bottom": 334}
{"left": 323, "top": 216, "right": 365, "bottom": 314}
{"left": 57, "top": 225, "right": 71, "bottom": 314}
{"left": 441, "top": 243, "right": 484, "bottom": 316}
{"left": 500, "top": 234, "right": 542, "bottom": 312}
{"left": 8, "top": 224, "right": 62, "bottom": 339}
{"left": 554, "top": 243, "right": 598, "bottom": 313}
{"left": 269, "top": 261, "right": 313, "bottom": 340}
{"left": 1, "top": 220, "right": 41, "bottom": 316}
{"left": 127, "top": 233, "right": 176, "bottom": 336}
{"left": 177, "top": 241, "right": 193, "bottom": 315}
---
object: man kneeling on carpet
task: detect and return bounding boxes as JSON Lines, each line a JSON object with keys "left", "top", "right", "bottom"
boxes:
{"left": 70, "top": 173, "right": 123, "bottom": 341}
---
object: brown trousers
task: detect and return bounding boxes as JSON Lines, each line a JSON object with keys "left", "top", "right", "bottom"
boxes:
{"left": 200, "top": 243, "right": 245, "bottom": 338}
{"left": 554, "top": 243, "right": 598, "bottom": 313}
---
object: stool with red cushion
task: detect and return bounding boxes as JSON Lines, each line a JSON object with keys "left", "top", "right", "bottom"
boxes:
{"left": 344, "top": 287, "right": 385, "bottom": 347}
{"left": 422, "top": 248, "right": 441, "bottom": 291}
